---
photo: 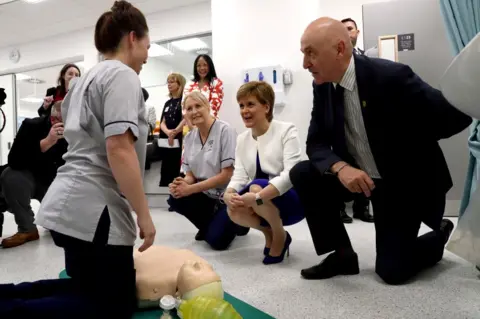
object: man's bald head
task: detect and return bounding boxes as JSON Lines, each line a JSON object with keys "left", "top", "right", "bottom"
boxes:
{"left": 301, "top": 17, "right": 353, "bottom": 84}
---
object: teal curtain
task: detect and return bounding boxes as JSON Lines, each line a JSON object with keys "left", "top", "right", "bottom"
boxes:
{"left": 440, "top": 0, "right": 480, "bottom": 217}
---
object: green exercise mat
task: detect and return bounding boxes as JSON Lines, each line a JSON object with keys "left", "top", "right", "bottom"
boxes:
{"left": 59, "top": 270, "right": 275, "bottom": 319}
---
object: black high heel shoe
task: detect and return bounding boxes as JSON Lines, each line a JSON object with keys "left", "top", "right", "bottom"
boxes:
{"left": 263, "top": 247, "right": 270, "bottom": 256}
{"left": 263, "top": 232, "right": 292, "bottom": 265}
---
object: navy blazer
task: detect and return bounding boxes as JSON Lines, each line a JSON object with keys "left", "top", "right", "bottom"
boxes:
{"left": 307, "top": 54, "right": 471, "bottom": 212}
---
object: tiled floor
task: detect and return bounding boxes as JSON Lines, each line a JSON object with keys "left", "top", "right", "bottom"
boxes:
{"left": 1, "top": 208, "right": 479, "bottom": 319}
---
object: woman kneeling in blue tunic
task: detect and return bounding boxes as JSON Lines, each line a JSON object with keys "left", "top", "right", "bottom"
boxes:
{"left": 223, "top": 81, "right": 305, "bottom": 265}
{"left": 168, "top": 91, "right": 249, "bottom": 250}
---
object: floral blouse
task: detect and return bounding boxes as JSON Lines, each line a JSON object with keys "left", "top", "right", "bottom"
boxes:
{"left": 183, "top": 78, "right": 224, "bottom": 118}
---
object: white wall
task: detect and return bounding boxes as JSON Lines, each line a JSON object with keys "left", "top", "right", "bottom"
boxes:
{"left": 0, "top": 1, "right": 212, "bottom": 75}
{"left": 320, "top": 0, "right": 407, "bottom": 50}
{"left": 212, "top": 0, "right": 321, "bottom": 155}
{"left": 212, "top": 0, "right": 405, "bottom": 152}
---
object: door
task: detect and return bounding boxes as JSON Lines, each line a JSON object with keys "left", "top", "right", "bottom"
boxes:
{"left": 0, "top": 74, "right": 17, "bottom": 165}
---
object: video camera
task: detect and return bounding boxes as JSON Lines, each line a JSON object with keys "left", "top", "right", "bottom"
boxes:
{"left": 0, "top": 88, "right": 7, "bottom": 134}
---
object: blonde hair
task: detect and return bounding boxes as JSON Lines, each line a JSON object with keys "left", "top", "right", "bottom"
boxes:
{"left": 236, "top": 81, "right": 275, "bottom": 122}
{"left": 183, "top": 91, "right": 210, "bottom": 111}
{"left": 51, "top": 100, "right": 62, "bottom": 119}
{"left": 167, "top": 73, "right": 186, "bottom": 98}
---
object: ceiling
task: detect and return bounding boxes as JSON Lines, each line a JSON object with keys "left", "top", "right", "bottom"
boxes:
{"left": 15, "top": 34, "right": 212, "bottom": 119}
{"left": 0, "top": 0, "right": 208, "bottom": 49}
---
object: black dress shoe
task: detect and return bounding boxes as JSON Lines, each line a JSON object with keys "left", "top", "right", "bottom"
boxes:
{"left": 439, "top": 219, "right": 454, "bottom": 244}
{"left": 353, "top": 206, "right": 374, "bottom": 223}
{"left": 301, "top": 251, "right": 359, "bottom": 280}
{"left": 195, "top": 229, "right": 206, "bottom": 241}
{"left": 340, "top": 210, "right": 353, "bottom": 224}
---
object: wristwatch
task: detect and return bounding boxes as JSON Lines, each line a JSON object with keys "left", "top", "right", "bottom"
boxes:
{"left": 255, "top": 193, "right": 264, "bottom": 206}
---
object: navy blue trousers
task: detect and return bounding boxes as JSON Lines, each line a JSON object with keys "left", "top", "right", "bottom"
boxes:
{"left": 168, "top": 192, "right": 249, "bottom": 250}
{"left": 0, "top": 207, "right": 136, "bottom": 319}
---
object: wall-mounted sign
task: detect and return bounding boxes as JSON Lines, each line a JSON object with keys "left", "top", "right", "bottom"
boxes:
{"left": 398, "top": 33, "right": 415, "bottom": 51}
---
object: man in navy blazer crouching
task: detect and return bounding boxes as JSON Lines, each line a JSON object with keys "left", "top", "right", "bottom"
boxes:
{"left": 290, "top": 17, "right": 472, "bottom": 285}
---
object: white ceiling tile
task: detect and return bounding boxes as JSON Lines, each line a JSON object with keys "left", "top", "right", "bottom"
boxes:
{"left": 0, "top": 0, "right": 209, "bottom": 49}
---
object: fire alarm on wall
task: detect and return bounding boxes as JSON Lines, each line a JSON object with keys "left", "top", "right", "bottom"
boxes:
{"left": 9, "top": 48, "right": 21, "bottom": 63}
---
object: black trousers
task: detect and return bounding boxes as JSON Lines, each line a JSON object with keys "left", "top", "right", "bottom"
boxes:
{"left": 0, "top": 207, "right": 136, "bottom": 319}
{"left": 168, "top": 192, "right": 248, "bottom": 250}
{"left": 159, "top": 148, "right": 182, "bottom": 187}
{"left": 290, "top": 161, "right": 447, "bottom": 285}
{"left": 0, "top": 167, "right": 48, "bottom": 234}
{"left": 340, "top": 195, "right": 369, "bottom": 212}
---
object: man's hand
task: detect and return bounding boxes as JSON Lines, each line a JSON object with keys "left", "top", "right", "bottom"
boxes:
{"left": 47, "top": 123, "right": 64, "bottom": 143}
{"left": 337, "top": 166, "right": 375, "bottom": 197}
{"left": 137, "top": 214, "right": 156, "bottom": 252}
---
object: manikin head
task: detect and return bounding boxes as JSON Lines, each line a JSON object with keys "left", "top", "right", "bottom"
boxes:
{"left": 301, "top": 17, "right": 353, "bottom": 85}
{"left": 176, "top": 260, "right": 223, "bottom": 300}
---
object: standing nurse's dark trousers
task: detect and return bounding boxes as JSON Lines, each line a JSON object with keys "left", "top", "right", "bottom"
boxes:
{"left": 0, "top": 207, "right": 136, "bottom": 319}
{"left": 168, "top": 192, "right": 249, "bottom": 250}
{"left": 290, "top": 161, "right": 448, "bottom": 285}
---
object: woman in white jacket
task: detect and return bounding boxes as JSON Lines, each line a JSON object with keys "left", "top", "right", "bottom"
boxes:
{"left": 223, "top": 81, "right": 305, "bottom": 265}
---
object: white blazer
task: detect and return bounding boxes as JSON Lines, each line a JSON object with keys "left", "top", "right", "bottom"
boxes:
{"left": 440, "top": 32, "right": 480, "bottom": 119}
{"left": 228, "top": 120, "right": 302, "bottom": 195}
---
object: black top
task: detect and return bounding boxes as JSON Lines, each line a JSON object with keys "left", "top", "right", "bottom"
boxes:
{"left": 255, "top": 152, "right": 269, "bottom": 180}
{"left": 8, "top": 116, "right": 68, "bottom": 186}
{"left": 160, "top": 97, "right": 183, "bottom": 140}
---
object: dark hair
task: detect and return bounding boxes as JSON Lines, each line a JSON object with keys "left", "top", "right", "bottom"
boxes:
{"left": 341, "top": 18, "right": 358, "bottom": 30}
{"left": 57, "top": 63, "right": 81, "bottom": 95}
{"left": 94, "top": 1, "right": 149, "bottom": 54}
{"left": 193, "top": 54, "right": 217, "bottom": 83}
{"left": 237, "top": 81, "right": 275, "bottom": 122}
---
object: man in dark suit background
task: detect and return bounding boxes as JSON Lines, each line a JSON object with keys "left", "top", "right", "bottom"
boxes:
{"left": 339, "top": 17, "right": 373, "bottom": 224}
{"left": 0, "top": 101, "right": 67, "bottom": 248}
{"left": 342, "top": 18, "right": 364, "bottom": 56}
{"left": 290, "top": 17, "right": 471, "bottom": 285}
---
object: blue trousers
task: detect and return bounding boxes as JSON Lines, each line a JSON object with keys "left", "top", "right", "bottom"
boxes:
{"left": 0, "top": 207, "right": 136, "bottom": 319}
{"left": 238, "top": 179, "right": 305, "bottom": 227}
{"left": 168, "top": 192, "right": 249, "bottom": 250}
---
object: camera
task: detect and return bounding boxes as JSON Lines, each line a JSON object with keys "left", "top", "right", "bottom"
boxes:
{"left": 0, "top": 88, "right": 5, "bottom": 106}
{"left": 0, "top": 88, "right": 6, "bottom": 134}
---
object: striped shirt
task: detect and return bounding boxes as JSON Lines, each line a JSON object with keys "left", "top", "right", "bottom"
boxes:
{"left": 336, "top": 57, "right": 381, "bottom": 178}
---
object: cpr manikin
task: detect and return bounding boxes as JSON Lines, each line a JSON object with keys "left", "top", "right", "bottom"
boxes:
{"left": 134, "top": 246, "right": 223, "bottom": 309}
